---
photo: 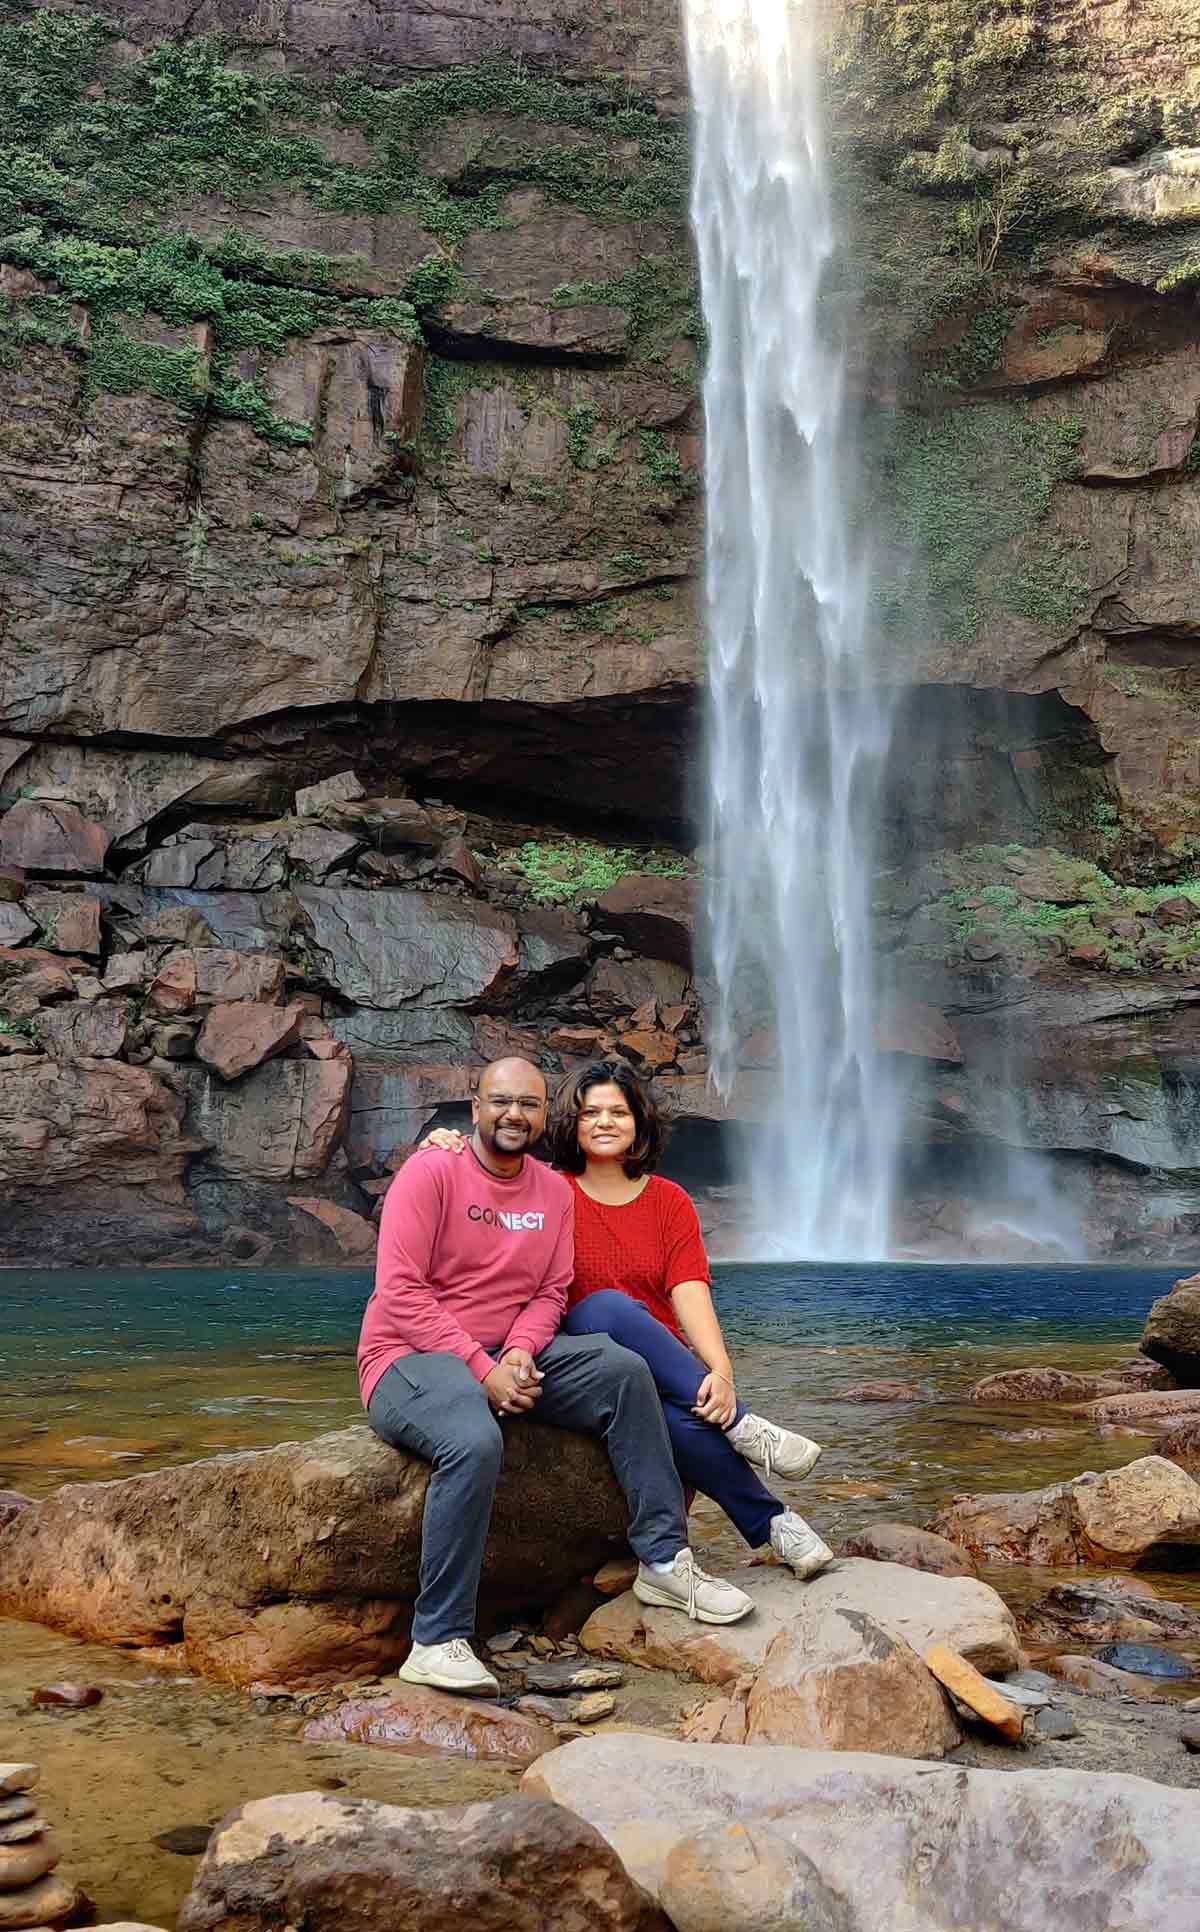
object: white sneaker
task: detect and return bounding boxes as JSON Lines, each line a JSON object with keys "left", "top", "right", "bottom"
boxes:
{"left": 769, "top": 1509, "right": 833, "bottom": 1580}
{"left": 726, "top": 1411, "right": 822, "bottom": 1482}
{"left": 396, "top": 1638, "right": 499, "bottom": 1696}
{"left": 633, "top": 1548, "right": 754, "bottom": 1625}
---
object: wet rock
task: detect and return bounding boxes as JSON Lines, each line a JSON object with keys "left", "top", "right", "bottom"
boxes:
{"left": 151, "top": 1826, "right": 214, "bottom": 1856}
{"left": 0, "top": 800, "right": 109, "bottom": 877}
{"left": 195, "top": 1001, "right": 303, "bottom": 1080}
{"left": 1076, "top": 1389, "right": 1200, "bottom": 1424}
{"left": 835, "top": 1379, "right": 924, "bottom": 1402}
{"left": 1047, "top": 1654, "right": 1161, "bottom": 1700}
{"left": 1095, "top": 1642, "right": 1193, "bottom": 1679}
{"left": 1141, "top": 1273, "right": 1200, "bottom": 1386}
{"left": 177, "top": 1056, "right": 350, "bottom": 1183}
{"left": 595, "top": 876, "right": 694, "bottom": 969}
{"left": 840, "top": 1523, "right": 977, "bottom": 1578}
{"left": 286, "top": 1197, "right": 377, "bottom": 1259}
{"left": 924, "top": 1643, "right": 1025, "bottom": 1742}
{"left": 525, "top": 1733, "right": 1200, "bottom": 1928}
{"left": 323, "top": 797, "right": 440, "bottom": 850}
{"left": 296, "top": 885, "right": 518, "bottom": 1011}
{"left": 0, "top": 1425, "right": 631, "bottom": 1687}
{"left": 24, "top": 893, "right": 101, "bottom": 958}
{"left": 1021, "top": 1579, "right": 1200, "bottom": 1645}
{"left": 303, "top": 1686, "right": 555, "bottom": 1765}
{"left": 30, "top": 1684, "right": 102, "bottom": 1708}
{"left": 176, "top": 1791, "right": 668, "bottom": 1932}
{"left": 0, "top": 1494, "right": 31, "bottom": 1532}
{"left": 1157, "top": 1417, "right": 1200, "bottom": 1476}
{"left": 927, "top": 1455, "right": 1200, "bottom": 1566}
{"left": 146, "top": 951, "right": 197, "bottom": 1016}
{"left": 969, "top": 1366, "right": 1125, "bottom": 1404}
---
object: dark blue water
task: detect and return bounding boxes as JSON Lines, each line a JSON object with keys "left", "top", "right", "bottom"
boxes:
{"left": 0, "top": 1262, "right": 1176, "bottom": 1378}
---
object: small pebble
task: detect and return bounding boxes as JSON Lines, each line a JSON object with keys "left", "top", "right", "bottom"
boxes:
{"left": 570, "top": 1692, "right": 616, "bottom": 1724}
{"left": 152, "top": 1825, "right": 214, "bottom": 1856}
{"left": 486, "top": 1630, "right": 525, "bottom": 1655}
{"left": 529, "top": 1637, "right": 556, "bottom": 1658}
{"left": 31, "top": 1683, "right": 102, "bottom": 1709}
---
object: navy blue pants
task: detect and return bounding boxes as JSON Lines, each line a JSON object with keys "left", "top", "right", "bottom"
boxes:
{"left": 564, "top": 1289, "right": 783, "bottom": 1548}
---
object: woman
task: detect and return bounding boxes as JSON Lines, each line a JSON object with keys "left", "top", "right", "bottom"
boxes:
{"left": 422, "top": 1057, "right": 833, "bottom": 1581}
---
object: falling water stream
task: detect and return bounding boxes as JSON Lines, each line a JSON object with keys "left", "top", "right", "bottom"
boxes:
{"left": 687, "top": 0, "right": 898, "bottom": 1259}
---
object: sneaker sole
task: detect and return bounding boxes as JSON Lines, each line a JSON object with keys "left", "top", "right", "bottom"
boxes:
{"left": 781, "top": 1543, "right": 834, "bottom": 1581}
{"left": 395, "top": 1661, "right": 499, "bottom": 1696}
{"left": 756, "top": 1441, "right": 822, "bottom": 1482}
{"left": 632, "top": 1578, "right": 754, "bottom": 1624}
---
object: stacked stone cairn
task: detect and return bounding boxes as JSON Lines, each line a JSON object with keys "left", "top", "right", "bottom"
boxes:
{"left": 0, "top": 1764, "right": 77, "bottom": 1930}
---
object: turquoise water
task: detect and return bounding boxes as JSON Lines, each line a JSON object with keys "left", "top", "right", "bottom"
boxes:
{"left": 0, "top": 1261, "right": 1176, "bottom": 1374}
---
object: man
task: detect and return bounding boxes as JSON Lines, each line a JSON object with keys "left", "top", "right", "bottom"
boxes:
{"left": 359, "top": 1055, "right": 753, "bottom": 1695}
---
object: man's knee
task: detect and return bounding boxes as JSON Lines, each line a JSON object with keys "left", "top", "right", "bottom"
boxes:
{"left": 587, "top": 1333, "right": 657, "bottom": 1397}
{"left": 441, "top": 1410, "right": 504, "bottom": 1475}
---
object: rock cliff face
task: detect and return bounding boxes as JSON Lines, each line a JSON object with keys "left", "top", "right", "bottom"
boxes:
{"left": 3, "top": 0, "right": 1200, "bottom": 1260}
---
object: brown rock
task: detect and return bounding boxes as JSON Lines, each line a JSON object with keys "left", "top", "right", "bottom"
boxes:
{"left": 146, "top": 951, "right": 197, "bottom": 1016}
{"left": 303, "top": 1686, "right": 555, "bottom": 1765}
{"left": 834, "top": 1380, "right": 923, "bottom": 1402}
{"left": 594, "top": 1558, "right": 639, "bottom": 1597}
{"left": 25, "top": 893, "right": 101, "bottom": 957}
{"left": 1021, "top": 1579, "right": 1200, "bottom": 1646}
{"left": 924, "top": 1643, "right": 1024, "bottom": 1742}
{"left": 0, "top": 1774, "right": 36, "bottom": 1800}
{"left": 1156, "top": 1417, "right": 1200, "bottom": 1476}
{"left": 0, "top": 1875, "right": 76, "bottom": 1929}
{"left": 1141, "top": 1272, "right": 1200, "bottom": 1386}
{"left": 181, "top": 1056, "right": 350, "bottom": 1183}
{"left": 0, "top": 1817, "right": 43, "bottom": 1846}
{"left": 612, "top": 1027, "right": 678, "bottom": 1072}
{"left": 287, "top": 1197, "right": 377, "bottom": 1258}
{"left": 572, "top": 1692, "right": 617, "bottom": 1724}
{"left": 196, "top": 1001, "right": 303, "bottom": 1080}
{"left": 1075, "top": 1389, "right": 1200, "bottom": 1423}
{"left": 969, "top": 1366, "right": 1124, "bottom": 1404}
{"left": 102, "top": 952, "right": 147, "bottom": 994}
{"left": 741, "top": 1606, "right": 960, "bottom": 1757}
{"left": 149, "top": 1022, "right": 195, "bottom": 1061}
{"left": 193, "top": 951, "right": 288, "bottom": 1006}
{"left": 0, "top": 1833, "right": 59, "bottom": 1891}
{"left": 36, "top": 999, "right": 128, "bottom": 1061}
{"left": 1047, "top": 1654, "right": 1161, "bottom": 1700}
{"left": 296, "top": 771, "right": 363, "bottom": 815}
{"left": 595, "top": 875, "right": 694, "bottom": 968}
{"left": 928, "top": 1455, "right": 1200, "bottom": 1566}
{"left": 324, "top": 797, "right": 440, "bottom": 849}
{"left": 840, "top": 1523, "right": 977, "bottom": 1579}
{"left": 176, "top": 1791, "right": 668, "bottom": 1932}
{"left": 141, "top": 908, "right": 217, "bottom": 950}
{"left": 0, "top": 866, "right": 24, "bottom": 903}
{"left": 0, "top": 800, "right": 108, "bottom": 877}
{"left": 30, "top": 1683, "right": 101, "bottom": 1709}
{"left": 0, "top": 1425, "right": 631, "bottom": 1687}
{"left": 1154, "top": 895, "right": 1197, "bottom": 927}
{"left": 659, "top": 1822, "right": 850, "bottom": 1932}
{"left": 2, "top": 959, "right": 75, "bottom": 1007}
{"left": 586, "top": 957, "right": 689, "bottom": 1018}
{"left": 0, "top": 1495, "right": 31, "bottom": 1532}
{"left": 0, "top": 904, "right": 36, "bottom": 947}
{"left": 874, "top": 995, "right": 962, "bottom": 1063}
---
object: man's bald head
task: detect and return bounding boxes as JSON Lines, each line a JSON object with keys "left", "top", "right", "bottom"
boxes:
{"left": 471, "top": 1057, "right": 549, "bottom": 1170}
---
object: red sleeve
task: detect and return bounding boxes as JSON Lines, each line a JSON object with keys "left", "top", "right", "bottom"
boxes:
{"left": 659, "top": 1181, "right": 711, "bottom": 1290}
{"left": 502, "top": 1186, "right": 574, "bottom": 1358}
{"left": 374, "top": 1157, "right": 496, "bottom": 1383}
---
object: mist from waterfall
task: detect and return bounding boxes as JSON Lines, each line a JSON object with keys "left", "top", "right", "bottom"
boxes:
{"left": 686, "top": 0, "right": 899, "bottom": 1259}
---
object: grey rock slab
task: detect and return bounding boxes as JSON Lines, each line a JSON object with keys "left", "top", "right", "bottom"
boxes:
{"left": 524, "top": 1662, "right": 626, "bottom": 1695}
{"left": 296, "top": 884, "right": 518, "bottom": 1009}
{"left": 1036, "top": 1707, "right": 1081, "bottom": 1740}
{"left": 1096, "top": 1642, "right": 1194, "bottom": 1679}
{"left": 525, "top": 1733, "right": 1200, "bottom": 1930}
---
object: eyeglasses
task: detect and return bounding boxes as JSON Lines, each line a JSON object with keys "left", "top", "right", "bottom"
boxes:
{"left": 479, "top": 1094, "right": 544, "bottom": 1112}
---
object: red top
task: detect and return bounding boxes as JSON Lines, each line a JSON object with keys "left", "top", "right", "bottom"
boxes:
{"left": 566, "top": 1174, "right": 710, "bottom": 1341}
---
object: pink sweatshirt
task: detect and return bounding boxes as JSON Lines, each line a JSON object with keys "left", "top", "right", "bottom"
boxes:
{"left": 358, "top": 1144, "right": 575, "bottom": 1407}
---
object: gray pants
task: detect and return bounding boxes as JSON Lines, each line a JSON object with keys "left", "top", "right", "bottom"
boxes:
{"left": 367, "top": 1332, "right": 689, "bottom": 1644}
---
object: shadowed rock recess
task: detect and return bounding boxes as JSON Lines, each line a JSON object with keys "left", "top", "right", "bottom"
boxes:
{"left": 7, "top": 0, "right": 1200, "bottom": 1256}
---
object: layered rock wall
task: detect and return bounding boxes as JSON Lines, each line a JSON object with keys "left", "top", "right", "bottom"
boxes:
{"left": 4, "top": 0, "right": 1200, "bottom": 1257}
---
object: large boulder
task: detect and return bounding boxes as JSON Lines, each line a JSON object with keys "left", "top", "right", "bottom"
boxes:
{"left": 524, "top": 1735, "right": 1200, "bottom": 1932}
{"left": 1140, "top": 1272, "right": 1200, "bottom": 1385}
{"left": 0, "top": 1425, "right": 632, "bottom": 1687}
{"left": 927, "top": 1455, "right": 1200, "bottom": 1566}
{"left": 176, "top": 1791, "right": 667, "bottom": 1932}
{"left": 1156, "top": 1417, "right": 1200, "bottom": 1476}
{"left": 581, "top": 1559, "right": 1019, "bottom": 1683}
{"left": 295, "top": 886, "right": 518, "bottom": 1010}
{"left": 594, "top": 876, "right": 694, "bottom": 970}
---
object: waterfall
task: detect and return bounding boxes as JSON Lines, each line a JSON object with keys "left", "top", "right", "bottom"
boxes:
{"left": 686, "top": 0, "right": 899, "bottom": 1259}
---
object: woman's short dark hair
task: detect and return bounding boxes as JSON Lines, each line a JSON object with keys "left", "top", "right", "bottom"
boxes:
{"left": 547, "top": 1058, "right": 668, "bottom": 1178}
